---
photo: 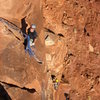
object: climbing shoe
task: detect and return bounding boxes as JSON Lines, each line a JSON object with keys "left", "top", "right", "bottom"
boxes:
{"left": 38, "top": 61, "right": 43, "bottom": 64}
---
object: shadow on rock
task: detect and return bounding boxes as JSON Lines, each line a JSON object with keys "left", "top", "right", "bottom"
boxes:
{"left": 0, "top": 84, "right": 12, "bottom": 100}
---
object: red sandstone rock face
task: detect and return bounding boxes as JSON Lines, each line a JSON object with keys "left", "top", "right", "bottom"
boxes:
{"left": 0, "top": 0, "right": 45, "bottom": 99}
{"left": 43, "top": 0, "right": 100, "bottom": 100}
{"left": 0, "top": 0, "right": 43, "bottom": 32}
{"left": 0, "top": 0, "right": 100, "bottom": 100}
{"left": 0, "top": 20, "right": 45, "bottom": 100}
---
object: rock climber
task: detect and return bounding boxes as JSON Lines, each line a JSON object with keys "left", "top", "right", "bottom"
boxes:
{"left": 54, "top": 78, "right": 59, "bottom": 90}
{"left": 27, "top": 24, "right": 37, "bottom": 46}
{"left": 25, "top": 24, "right": 42, "bottom": 64}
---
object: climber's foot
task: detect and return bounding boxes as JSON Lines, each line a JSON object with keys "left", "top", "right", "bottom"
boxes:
{"left": 38, "top": 61, "right": 43, "bottom": 64}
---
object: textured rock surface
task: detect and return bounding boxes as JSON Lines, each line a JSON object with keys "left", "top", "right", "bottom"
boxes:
{"left": 43, "top": 0, "right": 100, "bottom": 100}
{"left": 0, "top": 0, "right": 42, "bottom": 31}
{"left": 0, "top": 0, "right": 100, "bottom": 100}
{"left": 0, "top": 19, "right": 45, "bottom": 100}
{"left": 0, "top": 0, "right": 45, "bottom": 99}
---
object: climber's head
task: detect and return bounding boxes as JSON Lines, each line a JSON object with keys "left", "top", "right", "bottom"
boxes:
{"left": 31, "top": 24, "right": 36, "bottom": 29}
{"left": 30, "top": 24, "right": 36, "bottom": 32}
{"left": 56, "top": 79, "right": 59, "bottom": 83}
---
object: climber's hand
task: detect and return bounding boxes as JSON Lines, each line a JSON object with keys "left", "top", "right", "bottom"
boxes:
{"left": 32, "top": 42, "right": 35, "bottom": 46}
{"left": 30, "top": 42, "right": 35, "bottom": 47}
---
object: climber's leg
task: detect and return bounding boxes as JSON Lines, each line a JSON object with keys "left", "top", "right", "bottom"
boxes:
{"left": 26, "top": 36, "right": 34, "bottom": 56}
